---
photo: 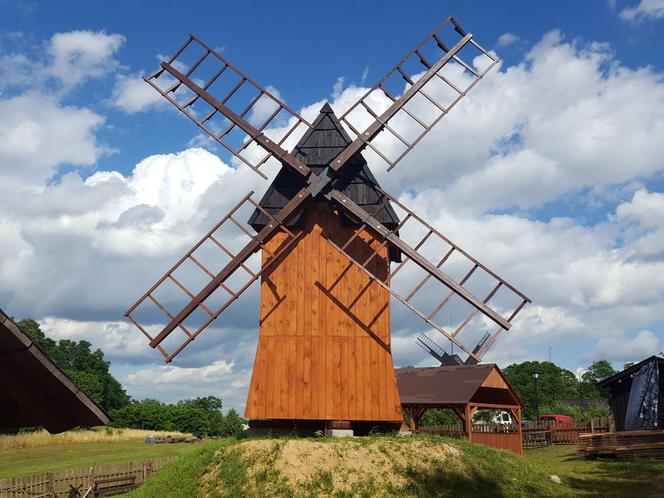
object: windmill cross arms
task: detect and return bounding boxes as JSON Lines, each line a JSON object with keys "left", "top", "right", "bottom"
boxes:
{"left": 145, "top": 34, "right": 312, "bottom": 180}
{"left": 325, "top": 189, "right": 531, "bottom": 362}
{"left": 328, "top": 190, "right": 509, "bottom": 330}
{"left": 331, "top": 17, "right": 499, "bottom": 174}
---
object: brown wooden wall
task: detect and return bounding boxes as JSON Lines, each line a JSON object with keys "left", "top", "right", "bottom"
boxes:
{"left": 245, "top": 204, "right": 402, "bottom": 422}
{"left": 470, "top": 431, "right": 523, "bottom": 455}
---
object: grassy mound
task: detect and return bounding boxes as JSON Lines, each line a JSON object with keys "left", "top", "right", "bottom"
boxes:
{"left": 129, "top": 435, "right": 569, "bottom": 498}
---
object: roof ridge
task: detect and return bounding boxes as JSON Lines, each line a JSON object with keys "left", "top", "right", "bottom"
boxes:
{"left": 291, "top": 103, "right": 353, "bottom": 155}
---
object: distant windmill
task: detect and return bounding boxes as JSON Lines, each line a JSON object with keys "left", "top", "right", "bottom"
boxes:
{"left": 125, "top": 16, "right": 530, "bottom": 431}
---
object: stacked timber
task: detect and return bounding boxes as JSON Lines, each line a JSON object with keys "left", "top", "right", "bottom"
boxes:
{"left": 578, "top": 430, "right": 664, "bottom": 459}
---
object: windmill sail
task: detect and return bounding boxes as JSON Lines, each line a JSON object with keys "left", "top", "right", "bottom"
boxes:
{"left": 332, "top": 16, "right": 498, "bottom": 173}
{"left": 144, "top": 34, "right": 312, "bottom": 179}
{"left": 324, "top": 188, "right": 530, "bottom": 363}
{"left": 124, "top": 191, "right": 303, "bottom": 361}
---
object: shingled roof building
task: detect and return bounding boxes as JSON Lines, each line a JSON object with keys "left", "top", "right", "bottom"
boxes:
{"left": 0, "top": 309, "right": 109, "bottom": 433}
{"left": 249, "top": 104, "right": 401, "bottom": 261}
{"left": 396, "top": 364, "right": 524, "bottom": 454}
{"left": 599, "top": 356, "right": 664, "bottom": 432}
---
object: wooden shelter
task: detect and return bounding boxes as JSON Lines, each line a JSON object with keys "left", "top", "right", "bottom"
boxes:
{"left": 599, "top": 356, "right": 664, "bottom": 432}
{"left": 0, "top": 309, "right": 109, "bottom": 433}
{"left": 396, "top": 364, "right": 523, "bottom": 454}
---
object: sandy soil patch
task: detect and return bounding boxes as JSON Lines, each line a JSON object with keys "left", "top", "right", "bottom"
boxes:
{"left": 207, "top": 438, "right": 462, "bottom": 496}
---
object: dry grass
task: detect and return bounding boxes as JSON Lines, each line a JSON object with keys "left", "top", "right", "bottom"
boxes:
{"left": 0, "top": 428, "right": 192, "bottom": 450}
{"left": 238, "top": 438, "right": 459, "bottom": 493}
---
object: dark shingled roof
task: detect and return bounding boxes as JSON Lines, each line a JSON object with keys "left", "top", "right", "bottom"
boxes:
{"left": 599, "top": 355, "right": 664, "bottom": 388}
{"left": 248, "top": 103, "right": 400, "bottom": 237}
{"left": 0, "top": 309, "right": 110, "bottom": 434}
{"left": 395, "top": 364, "right": 522, "bottom": 407}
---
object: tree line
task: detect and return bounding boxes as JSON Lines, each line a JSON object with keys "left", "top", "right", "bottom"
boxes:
{"left": 110, "top": 396, "right": 244, "bottom": 438}
{"left": 502, "top": 359, "right": 616, "bottom": 420}
{"left": 16, "top": 317, "right": 621, "bottom": 431}
{"left": 15, "top": 318, "right": 244, "bottom": 437}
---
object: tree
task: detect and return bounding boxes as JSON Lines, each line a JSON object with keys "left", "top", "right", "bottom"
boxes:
{"left": 539, "top": 400, "right": 610, "bottom": 422}
{"left": 176, "top": 397, "right": 225, "bottom": 436}
{"left": 65, "top": 370, "right": 104, "bottom": 406}
{"left": 110, "top": 396, "right": 232, "bottom": 437}
{"left": 221, "top": 409, "right": 245, "bottom": 437}
{"left": 16, "top": 318, "right": 130, "bottom": 411}
{"left": 579, "top": 360, "right": 617, "bottom": 400}
{"left": 503, "top": 361, "right": 578, "bottom": 419}
{"left": 419, "top": 408, "right": 460, "bottom": 427}
{"left": 582, "top": 360, "right": 617, "bottom": 384}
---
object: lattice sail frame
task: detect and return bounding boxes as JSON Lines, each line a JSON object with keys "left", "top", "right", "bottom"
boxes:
{"left": 125, "top": 192, "right": 302, "bottom": 361}
{"left": 144, "top": 34, "right": 312, "bottom": 179}
{"left": 324, "top": 187, "right": 530, "bottom": 362}
{"left": 334, "top": 16, "right": 499, "bottom": 172}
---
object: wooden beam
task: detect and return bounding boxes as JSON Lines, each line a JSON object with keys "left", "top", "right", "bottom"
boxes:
{"left": 327, "top": 190, "right": 511, "bottom": 334}
{"left": 160, "top": 62, "right": 311, "bottom": 178}
{"left": 329, "top": 34, "right": 473, "bottom": 172}
{"left": 149, "top": 188, "right": 312, "bottom": 349}
{"left": 464, "top": 404, "right": 472, "bottom": 441}
{"left": 451, "top": 406, "right": 466, "bottom": 424}
{"left": 468, "top": 402, "right": 521, "bottom": 410}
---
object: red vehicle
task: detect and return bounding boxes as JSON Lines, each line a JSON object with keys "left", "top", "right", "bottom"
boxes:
{"left": 539, "top": 414, "right": 573, "bottom": 423}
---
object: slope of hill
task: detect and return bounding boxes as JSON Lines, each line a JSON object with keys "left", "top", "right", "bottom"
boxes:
{"left": 129, "top": 435, "right": 570, "bottom": 498}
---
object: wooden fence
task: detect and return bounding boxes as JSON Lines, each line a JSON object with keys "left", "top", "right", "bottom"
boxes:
{"left": 421, "top": 417, "right": 613, "bottom": 449}
{"left": 0, "top": 457, "right": 175, "bottom": 497}
{"left": 522, "top": 417, "right": 613, "bottom": 447}
{"left": 421, "top": 422, "right": 523, "bottom": 454}
{"left": 419, "top": 424, "right": 465, "bottom": 439}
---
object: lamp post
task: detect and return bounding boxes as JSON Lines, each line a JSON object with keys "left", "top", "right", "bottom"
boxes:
{"left": 532, "top": 371, "right": 540, "bottom": 422}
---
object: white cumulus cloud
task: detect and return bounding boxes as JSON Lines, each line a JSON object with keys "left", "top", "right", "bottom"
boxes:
{"left": 111, "top": 74, "right": 164, "bottom": 113}
{"left": 497, "top": 32, "right": 520, "bottom": 47}
{"left": 47, "top": 30, "right": 125, "bottom": 88}
{"left": 619, "top": 0, "right": 664, "bottom": 22}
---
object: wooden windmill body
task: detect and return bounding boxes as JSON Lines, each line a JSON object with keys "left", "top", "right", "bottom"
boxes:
{"left": 125, "top": 17, "right": 531, "bottom": 434}
{"left": 245, "top": 105, "right": 402, "bottom": 425}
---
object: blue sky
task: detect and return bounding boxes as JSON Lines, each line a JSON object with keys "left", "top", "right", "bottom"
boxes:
{"left": 3, "top": 0, "right": 663, "bottom": 177}
{"left": 1, "top": 0, "right": 663, "bottom": 410}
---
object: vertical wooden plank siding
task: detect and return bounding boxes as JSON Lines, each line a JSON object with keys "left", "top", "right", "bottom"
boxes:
{"left": 245, "top": 204, "right": 402, "bottom": 422}
{"left": 470, "top": 432, "right": 523, "bottom": 455}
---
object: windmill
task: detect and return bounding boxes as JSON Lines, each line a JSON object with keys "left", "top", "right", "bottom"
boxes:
{"left": 125, "top": 16, "right": 531, "bottom": 432}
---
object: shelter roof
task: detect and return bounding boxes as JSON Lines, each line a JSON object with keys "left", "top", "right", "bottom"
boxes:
{"left": 0, "top": 309, "right": 110, "bottom": 434}
{"left": 395, "top": 364, "right": 522, "bottom": 407}
{"left": 599, "top": 355, "right": 664, "bottom": 388}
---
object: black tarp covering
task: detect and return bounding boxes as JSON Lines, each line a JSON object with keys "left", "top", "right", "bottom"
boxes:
{"left": 625, "top": 361, "right": 659, "bottom": 430}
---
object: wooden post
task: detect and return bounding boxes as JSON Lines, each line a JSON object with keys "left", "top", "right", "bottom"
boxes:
{"left": 464, "top": 404, "right": 472, "bottom": 442}
{"left": 405, "top": 405, "right": 425, "bottom": 432}
{"left": 514, "top": 407, "right": 523, "bottom": 455}
{"left": 404, "top": 406, "right": 416, "bottom": 431}
{"left": 47, "top": 472, "right": 54, "bottom": 497}
{"left": 413, "top": 406, "right": 425, "bottom": 431}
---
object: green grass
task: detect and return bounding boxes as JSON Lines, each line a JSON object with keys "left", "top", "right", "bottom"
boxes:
{"left": 128, "top": 435, "right": 570, "bottom": 497}
{"left": 525, "top": 445, "right": 664, "bottom": 497}
{"left": 0, "top": 439, "right": 196, "bottom": 478}
{"left": 127, "top": 439, "right": 238, "bottom": 498}
{"left": 11, "top": 435, "right": 664, "bottom": 497}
